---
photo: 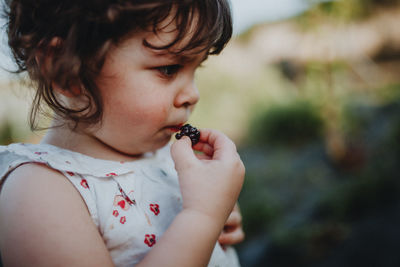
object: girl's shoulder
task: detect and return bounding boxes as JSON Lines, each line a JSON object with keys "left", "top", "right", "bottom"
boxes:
{"left": 0, "top": 142, "right": 176, "bottom": 203}
{"left": 0, "top": 142, "right": 139, "bottom": 179}
{"left": 0, "top": 146, "right": 115, "bottom": 267}
{"left": 0, "top": 143, "right": 96, "bottom": 211}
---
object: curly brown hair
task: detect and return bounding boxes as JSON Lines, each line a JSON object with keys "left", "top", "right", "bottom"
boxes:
{"left": 3, "top": 0, "right": 232, "bottom": 130}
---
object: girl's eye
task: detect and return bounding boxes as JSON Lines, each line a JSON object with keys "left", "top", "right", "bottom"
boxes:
{"left": 155, "top": 64, "right": 183, "bottom": 77}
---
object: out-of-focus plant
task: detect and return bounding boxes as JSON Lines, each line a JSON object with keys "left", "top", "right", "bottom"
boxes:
{"left": 237, "top": 92, "right": 400, "bottom": 266}
{"left": 298, "top": 0, "right": 400, "bottom": 28}
{"left": 246, "top": 101, "right": 324, "bottom": 147}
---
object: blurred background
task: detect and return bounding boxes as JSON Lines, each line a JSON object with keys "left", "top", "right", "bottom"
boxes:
{"left": 1, "top": 0, "right": 400, "bottom": 266}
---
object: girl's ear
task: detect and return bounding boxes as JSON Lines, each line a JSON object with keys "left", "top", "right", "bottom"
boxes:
{"left": 35, "top": 37, "right": 82, "bottom": 97}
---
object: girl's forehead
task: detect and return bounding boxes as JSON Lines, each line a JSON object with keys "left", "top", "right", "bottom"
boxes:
{"left": 114, "top": 29, "right": 207, "bottom": 63}
{"left": 122, "top": 25, "right": 208, "bottom": 60}
{"left": 115, "top": 7, "right": 212, "bottom": 61}
{"left": 146, "top": 11, "right": 201, "bottom": 50}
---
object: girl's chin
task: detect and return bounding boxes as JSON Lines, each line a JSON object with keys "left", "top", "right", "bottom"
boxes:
{"left": 113, "top": 133, "right": 173, "bottom": 158}
{"left": 134, "top": 137, "right": 171, "bottom": 154}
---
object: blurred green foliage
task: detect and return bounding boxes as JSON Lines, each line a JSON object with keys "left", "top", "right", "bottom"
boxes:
{"left": 232, "top": 0, "right": 400, "bottom": 257}
{"left": 237, "top": 86, "right": 400, "bottom": 266}
{"left": 296, "top": 0, "right": 400, "bottom": 30}
{"left": 247, "top": 101, "right": 324, "bottom": 146}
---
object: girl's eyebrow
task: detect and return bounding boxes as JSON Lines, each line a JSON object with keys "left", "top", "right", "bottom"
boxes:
{"left": 149, "top": 50, "right": 208, "bottom": 64}
{"left": 175, "top": 54, "right": 209, "bottom": 65}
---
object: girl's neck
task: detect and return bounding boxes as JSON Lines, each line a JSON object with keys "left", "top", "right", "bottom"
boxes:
{"left": 40, "top": 121, "right": 146, "bottom": 162}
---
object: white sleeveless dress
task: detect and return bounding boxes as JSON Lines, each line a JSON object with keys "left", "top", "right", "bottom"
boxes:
{"left": 0, "top": 143, "right": 240, "bottom": 267}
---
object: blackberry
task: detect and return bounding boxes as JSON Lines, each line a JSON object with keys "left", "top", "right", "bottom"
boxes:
{"left": 175, "top": 124, "right": 200, "bottom": 145}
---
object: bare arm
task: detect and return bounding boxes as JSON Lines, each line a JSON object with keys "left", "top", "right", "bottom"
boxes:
{"left": 137, "top": 129, "right": 245, "bottom": 267}
{"left": 0, "top": 164, "right": 114, "bottom": 267}
{"left": 0, "top": 130, "right": 244, "bottom": 267}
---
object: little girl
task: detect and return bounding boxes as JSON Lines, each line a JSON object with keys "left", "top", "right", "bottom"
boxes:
{"left": 0, "top": 0, "right": 245, "bottom": 266}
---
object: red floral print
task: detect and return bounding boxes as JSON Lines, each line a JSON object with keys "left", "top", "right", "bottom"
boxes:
{"left": 124, "top": 196, "right": 135, "bottom": 205}
{"left": 80, "top": 179, "right": 89, "bottom": 189}
{"left": 113, "top": 195, "right": 130, "bottom": 211}
{"left": 117, "top": 200, "right": 126, "bottom": 209}
{"left": 149, "top": 204, "right": 160, "bottom": 216}
{"left": 106, "top": 172, "right": 117, "bottom": 177}
{"left": 113, "top": 210, "right": 119, "bottom": 217}
{"left": 118, "top": 187, "right": 136, "bottom": 205}
{"left": 120, "top": 216, "right": 126, "bottom": 224}
{"left": 144, "top": 234, "right": 156, "bottom": 247}
{"left": 66, "top": 171, "right": 75, "bottom": 176}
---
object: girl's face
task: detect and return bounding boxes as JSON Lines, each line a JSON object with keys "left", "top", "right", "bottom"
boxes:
{"left": 86, "top": 29, "right": 205, "bottom": 156}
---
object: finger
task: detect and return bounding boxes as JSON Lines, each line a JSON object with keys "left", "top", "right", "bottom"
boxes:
{"left": 224, "top": 211, "right": 242, "bottom": 228}
{"left": 194, "top": 153, "right": 212, "bottom": 160}
{"left": 170, "top": 136, "right": 197, "bottom": 170}
{"left": 233, "top": 202, "right": 241, "bottom": 212}
{"left": 197, "top": 129, "right": 237, "bottom": 160}
{"left": 218, "top": 228, "right": 245, "bottom": 245}
{"left": 193, "top": 141, "right": 214, "bottom": 157}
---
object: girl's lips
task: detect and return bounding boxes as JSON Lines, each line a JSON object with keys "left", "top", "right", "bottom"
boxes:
{"left": 166, "top": 124, "right": 183, "bottom": 132}
{"left": 169, "top": 127, "right": 180, "bottom": 132}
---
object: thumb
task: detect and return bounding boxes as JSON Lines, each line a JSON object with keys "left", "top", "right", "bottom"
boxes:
{"left": 170, "top": 136, "right": 197, "bottom": 171}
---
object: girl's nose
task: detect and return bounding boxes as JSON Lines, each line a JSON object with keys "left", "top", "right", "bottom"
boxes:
{"left": 174, "top": 79, "right": 200, "bottom": 108}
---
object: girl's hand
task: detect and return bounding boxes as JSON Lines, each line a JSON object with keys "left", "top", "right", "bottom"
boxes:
{"left": 171, "top": 129, "right": 245, "bottom": 227}
{"left": 218, "top": 203, "right": 245, "bottom": 246}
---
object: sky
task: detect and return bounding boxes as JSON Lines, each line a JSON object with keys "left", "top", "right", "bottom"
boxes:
{"left": 0, "top": 0, "right": 310, "bottom": 79}
{"left": 230, "top": 0, "right": 309, "bottom": 34}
